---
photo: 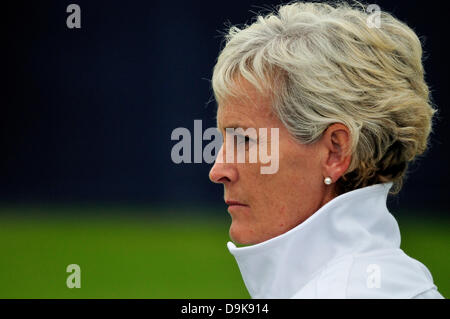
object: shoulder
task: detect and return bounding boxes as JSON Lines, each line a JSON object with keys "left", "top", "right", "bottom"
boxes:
{"left": 292, "top": 249, "right": 440, "bottom": 299}
{"left": 346, "top": 249, "right": 439, "bottom": 298}
{"left": 341, "top": 249, "right": 438, "bottom": 298}
{"left": 411, "top": 288, "right": 444, "bottom": 299}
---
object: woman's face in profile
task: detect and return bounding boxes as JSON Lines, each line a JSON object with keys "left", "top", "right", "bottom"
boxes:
{"left": 209, "top": 79, "right": 331, "bottom": 245}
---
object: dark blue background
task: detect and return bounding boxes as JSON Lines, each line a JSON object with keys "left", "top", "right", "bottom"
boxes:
{"left": 2, "top": 0, "right": 449, "bottom": 213}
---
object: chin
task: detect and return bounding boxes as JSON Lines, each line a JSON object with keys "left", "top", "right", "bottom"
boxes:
{"left": 229, "top": 222, "right": 259, "bottom": 246}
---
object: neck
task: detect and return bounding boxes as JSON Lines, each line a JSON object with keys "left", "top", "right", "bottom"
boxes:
{"left": 227, "top": 182, "right": 399, "bottom": 298}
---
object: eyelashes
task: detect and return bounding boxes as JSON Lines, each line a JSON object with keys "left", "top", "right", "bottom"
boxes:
{"left": 221, "top": 131, "right": 259, "bottom": 150}
{"left": 235, "top": 134, "right": 256, "bottom": 146}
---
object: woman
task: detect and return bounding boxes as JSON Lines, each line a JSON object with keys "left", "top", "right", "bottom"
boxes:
{"left": 208, "top": 2, "right": 443, "bottom": 298}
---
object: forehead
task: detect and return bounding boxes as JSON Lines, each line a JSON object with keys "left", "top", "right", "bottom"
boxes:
{"left": 216, "top": 79, "right": 275, "bottom": 130}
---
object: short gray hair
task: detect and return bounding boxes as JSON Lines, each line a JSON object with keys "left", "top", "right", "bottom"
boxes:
{"left": 212, "top": 1, "right": 436, "bottom": 194}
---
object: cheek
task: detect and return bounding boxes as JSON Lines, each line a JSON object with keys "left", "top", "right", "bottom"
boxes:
{"left": 260, "top": 143, "right": 322, "bottom": 208}
{"left": 280, "top": 138, "right": 322, "bottom": 179}
{"left": 236, "top": 162, "right": 264, "bottom": 189}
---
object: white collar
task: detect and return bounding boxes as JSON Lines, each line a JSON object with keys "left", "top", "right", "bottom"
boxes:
{"left": 227, "top": 182, "right": 400, "bottom": 298}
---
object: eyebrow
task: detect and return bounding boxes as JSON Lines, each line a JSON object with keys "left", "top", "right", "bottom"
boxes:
{"left": 218, "top": 123, "right": 250, "bottom": 131}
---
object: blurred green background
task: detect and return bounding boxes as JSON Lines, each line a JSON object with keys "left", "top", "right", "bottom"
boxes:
{"left": 0, "top": 205, "right": 448, "bottom": 298}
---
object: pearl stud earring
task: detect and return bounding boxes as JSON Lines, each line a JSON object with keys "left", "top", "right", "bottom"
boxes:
{"left": 324, "top": 177, "right": 332, "bottom": 185}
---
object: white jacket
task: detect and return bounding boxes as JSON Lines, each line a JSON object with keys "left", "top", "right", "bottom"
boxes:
{"left": 227, "top": 182, "right": 444, "bottom": 299}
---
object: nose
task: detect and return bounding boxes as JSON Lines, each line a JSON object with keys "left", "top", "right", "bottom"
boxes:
{"left": 209, "top": 145, "right": 238, "bottom": 184}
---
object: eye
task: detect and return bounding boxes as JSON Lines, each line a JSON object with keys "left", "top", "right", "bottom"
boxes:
{"left": 236, "top": 134, "right": 251, "bottom": 145}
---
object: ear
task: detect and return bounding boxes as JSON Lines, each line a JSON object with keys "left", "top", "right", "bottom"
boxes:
{"left": 321, "top": 123, "right": 352, "bottom": 183}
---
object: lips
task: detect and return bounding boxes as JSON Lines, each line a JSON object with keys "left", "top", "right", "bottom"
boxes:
{"left": 225, "top": 200, "right": 248, "bottom": 207}
{"left": 225, "top": 199, "right": 249, "bottom": 214}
